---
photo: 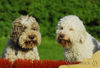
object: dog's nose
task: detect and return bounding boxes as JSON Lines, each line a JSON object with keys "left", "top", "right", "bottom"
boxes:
{"left": 29, "top": 35, "right": 34, "bottom": 39}
{"left": 59, "top": 34, "right": 65, "bottom": 38}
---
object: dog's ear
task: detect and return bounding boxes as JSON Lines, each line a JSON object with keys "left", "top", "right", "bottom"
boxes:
{"left": 37, "top": 33, "right": 41, "bottom": 45}
{"left": 80, "top": 31, "right": 87, "bottom": 44}
{"left": 10, "top": 22, "right": 24, "bottom": 43}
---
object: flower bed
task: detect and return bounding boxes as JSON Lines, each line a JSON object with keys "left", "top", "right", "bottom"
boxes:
{"left": 0, "top": 58, "right": 80, "bottom": 68}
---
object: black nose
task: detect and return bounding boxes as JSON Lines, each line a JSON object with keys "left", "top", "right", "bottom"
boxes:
{"left": 59, "top": 34, "right": 65, "bottom": 38}
{"left": 29, "top": 35, "right": 34, "bottom": 39}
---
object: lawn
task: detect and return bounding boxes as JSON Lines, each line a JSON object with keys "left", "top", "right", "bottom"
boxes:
{"left": 0, "top": 37, "right": 64, "bottom": 60}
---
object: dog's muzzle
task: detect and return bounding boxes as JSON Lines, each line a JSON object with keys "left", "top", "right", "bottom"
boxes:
{"left": 58, "top": 34, "right": 71, "bottom": 48}
{"left": 25, "top": 35, "right": 38, "bottom": 46}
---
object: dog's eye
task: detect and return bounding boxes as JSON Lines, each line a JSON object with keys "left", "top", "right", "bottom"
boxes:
{"left": 24, "top": 26, "right": 27, "bottom": 29}
{"left": 60, "top": 27, "right": 63, "bottom": 30}
{"left": 69, "top": 28, "right": 74, "bottom": 31}
{"left": 32, "top": 28, "right": 37, "bottom": 30}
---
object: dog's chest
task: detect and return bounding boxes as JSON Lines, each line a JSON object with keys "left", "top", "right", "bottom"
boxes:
{"left": 14, "top": 49, "right": 37, "bottom": 60}
{"left": 64, "top": 43, "right": 94, "bottom": 62}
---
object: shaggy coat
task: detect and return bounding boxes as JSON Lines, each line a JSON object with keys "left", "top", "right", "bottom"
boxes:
{"left": 56, "top": 15, "right": 100, "bottom": 62}
{"left": 2, "top": 15, "right": 41, "bottom": 62}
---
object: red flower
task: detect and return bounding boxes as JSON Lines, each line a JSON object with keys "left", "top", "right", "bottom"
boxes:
{"left": 0, "top": 58, "right": 12, "bottom": 68}
{"left": 0, "top": 58, "right": 80, "bottom": 68}
{"left": 12, "top": 59, "right": 33, "bottom": 68}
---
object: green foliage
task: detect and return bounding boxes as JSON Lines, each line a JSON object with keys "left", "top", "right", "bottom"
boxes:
{"left": 0, "top": 0, "right": 100, "bottom": 38}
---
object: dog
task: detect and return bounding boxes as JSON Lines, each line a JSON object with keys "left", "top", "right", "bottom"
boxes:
{"left": 56, "top": 15, "right": 100, "bottom": 62}
{"left": 2, "top": 15, "right": 41, "bottom": 62}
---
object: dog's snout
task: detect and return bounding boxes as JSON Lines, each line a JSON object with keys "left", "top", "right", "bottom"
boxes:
{"left": 59, "top": 34, "right": 65, "bottom": 38}
{"left": 29, "top": 35, "right": 34, "bottom": 39}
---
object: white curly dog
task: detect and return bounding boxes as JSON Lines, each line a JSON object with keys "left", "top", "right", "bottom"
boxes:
{"left": 2, "top": 15, "right": 41, "bottom": 62}
{"left": 56, "top": 15, "right": 100, "bottom": 62}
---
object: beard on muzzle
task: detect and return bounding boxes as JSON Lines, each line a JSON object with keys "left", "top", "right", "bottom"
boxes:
{"left": 57, "top": 37, "right": 72, "bottom": 48}
{"left": 25, "top": 40, "right": 37, "bottom": 46}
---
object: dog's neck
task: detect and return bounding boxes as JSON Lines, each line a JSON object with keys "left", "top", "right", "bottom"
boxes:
{"left": 15, "top": 43, "right": 33, "bottom": 51}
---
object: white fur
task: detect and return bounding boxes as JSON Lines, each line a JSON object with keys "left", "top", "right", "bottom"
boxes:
{"left": 56, "top": 15, "right": 100, "bottom": 62}
{"left": 21, "top": 16, "right": 36, "bottom": 27}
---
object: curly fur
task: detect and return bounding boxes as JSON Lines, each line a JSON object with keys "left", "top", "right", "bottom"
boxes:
{"left": 56, "top": 15, "right": 100, "bottom": 62}
{"left": 2, "top": 15, "right": 41, "bottom": 62}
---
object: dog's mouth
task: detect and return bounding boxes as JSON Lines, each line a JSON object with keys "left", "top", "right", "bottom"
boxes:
{"left": 58, "top": 37, "right": 72, "bottom": 48}
{"left": 24, "top": 40, "right": 37, "bottom": 47}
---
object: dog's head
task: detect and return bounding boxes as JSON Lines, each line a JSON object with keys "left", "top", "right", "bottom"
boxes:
{"left": 10, "top": 15, "right": 41, "bottom": 49}
{"left": 56, "top": 15, "right": 87, "bottom": 48}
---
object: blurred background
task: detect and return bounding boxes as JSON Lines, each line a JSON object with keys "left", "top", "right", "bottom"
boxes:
{"left": 0, "top": 0, "right": 100, "bottom": 60}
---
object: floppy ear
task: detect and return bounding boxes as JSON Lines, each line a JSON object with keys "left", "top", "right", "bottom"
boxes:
{"left": 10, "top": 22, "right": 24, "bottom": 43}
{"left": 80, "top": 31, "right": 87, "bottom": 44}
{"left": 37, "top": 32, "right": 41, "bottom": 45}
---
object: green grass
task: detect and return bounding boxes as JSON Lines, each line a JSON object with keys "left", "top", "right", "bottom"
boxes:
{"left": 38, "top": 37, "right": 64, "bottom": 60}
{"left": 0, "top": 37, "right": 8, "bottom": 57}
{"left": 0, "top": 37, "right": 64, "bottom": 60}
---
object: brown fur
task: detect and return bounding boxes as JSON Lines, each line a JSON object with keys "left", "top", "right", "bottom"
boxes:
{"left": 2, "top": 15, "right": 41, "bottom": 62}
